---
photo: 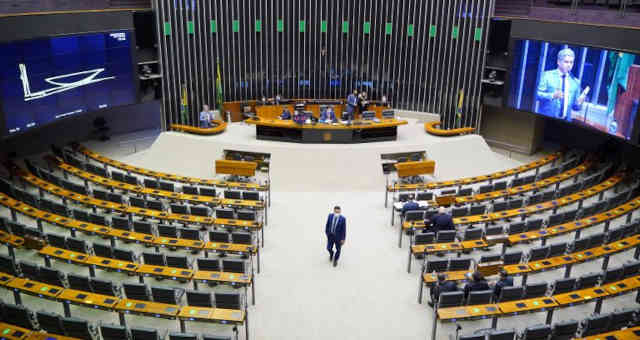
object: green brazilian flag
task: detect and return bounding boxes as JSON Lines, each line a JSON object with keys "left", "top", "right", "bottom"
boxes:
{"left": 216, "top": 61, "right": 223, "bottom": 112}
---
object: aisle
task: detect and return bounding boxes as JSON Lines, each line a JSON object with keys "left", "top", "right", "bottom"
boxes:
{"left": 250, "top": 191, "right": 430, "bottom": 340}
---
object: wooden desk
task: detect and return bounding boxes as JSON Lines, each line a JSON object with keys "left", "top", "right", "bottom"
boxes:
{"left": 74, "top": 144, "right": 269, "bottom": 192}
{"left": 245, "top": 117, "right": 408, "bottom": 143}
{"left": 0, "top": 273, "right": 16, "bottom": 286}
{"left": 27, "top": 333, "right": 81, "bottom": 340}
{"left": 39, "top": 246, "right": 89, "bottom": 265}
{"left": 553, "top": 286, "right": 610, "bottom": 306}
{"left": 85, "top": 256, "right": 139, "bottom": 274}
{"left": 0, "top": 322, "right": 32, "bottom": 340}
{"left": 115, "top": 299, "right": 180, "bottom": 319}
{"left": 422, "top": 271, "right": 469, "bottom": 285}
{"left": 58, "top": 289, "right": 119, "bottom": 310}
{"left": 136, "top": 264, "right": 194, "bottom": 281}
{"left": 387, "top": 152, "right": 561, "bottom": 192}
{"left": 153, "top": 237, "right": 205, "bottom": 250}
{"left": 215, "top": 160, "right": 257, "bottom": 177}
{"left": 177, "top": 306, "right": 245, "bottom": 325}
{"left": 425, "top": 121, "right": 475, "bottom": 136}
{"left": 192, "top": 271, "right": 251, "bottom": 286}
{"left": 437, "top": 304, "right": 501, "bottom": 322}
{"left": 7, "top": 278, "right": 63, "bottom": 301}
{"left": 171, "top": 120, "right": 227, "bottom": 135}
{"left": 394, "top": 161, "right": 436, "bottom": 178}
{"left": 574, "top": 326, "right": 640, "bottom": 340}
{"left": 498, "top": 296, "right": 558, "bottom": 315}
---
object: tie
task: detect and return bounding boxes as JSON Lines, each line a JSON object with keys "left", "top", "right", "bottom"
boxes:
{"left": 561, "top": 74, "right": 567, "bottom": 118}
{"left": 332, "top": 215, "right": 339, "bottom": 234}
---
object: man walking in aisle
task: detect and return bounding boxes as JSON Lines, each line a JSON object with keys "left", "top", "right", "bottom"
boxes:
{"left": 325, "top": 205, "right": 346, "bottom": 267}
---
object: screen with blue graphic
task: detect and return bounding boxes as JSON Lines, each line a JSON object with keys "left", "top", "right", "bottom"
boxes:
{"left": 508, "top": 39, "right": 640, "bottom": 140}
{"left": 0, "top": 31, "right": 136, "bottom": 136}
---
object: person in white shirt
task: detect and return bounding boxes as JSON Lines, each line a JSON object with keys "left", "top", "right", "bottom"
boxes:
{"left": 199, "top": 104, "right": 214, "bottom": 128}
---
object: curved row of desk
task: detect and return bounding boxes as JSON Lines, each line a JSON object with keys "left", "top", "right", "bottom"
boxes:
{"left": 170, "top": 120, "right": 227, "bottom": 135}
{"left": 0, "top": 193, "right": 262, "bottom": 273}
{"left": 71, "top": 144, "right": 269, "bottom": 192}
{"left": 386, "top": 151, "right": 562, "bottom": 194}
{"left": 424, "top": 121, "right": 475, "bottom": 137}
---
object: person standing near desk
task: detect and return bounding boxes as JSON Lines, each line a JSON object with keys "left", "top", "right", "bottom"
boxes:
{"left": 345, "top": 90, "right": 358, "bottom": 121}
{"left": 199, "top": 104, "right": 214, "bottom": 128}
{"left": 325, "top": 206, "right": 346, "bottom": 267}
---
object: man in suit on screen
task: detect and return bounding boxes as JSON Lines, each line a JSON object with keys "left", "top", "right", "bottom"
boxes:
{"left": 325, "top": 205, "right": 346, "bottom": 267}
{"left": 536, "top": 48, "right": 586, "bottom": 121}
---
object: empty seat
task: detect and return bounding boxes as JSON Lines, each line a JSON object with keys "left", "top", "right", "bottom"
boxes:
{"left": 133, "top": 221, "right": 154, "bottom": 235}
{"left": 570, "top": 237, "right": 590, "bottom": 252}
{"left": 90, "top": 278, "right": 117, "bottom": 297}
{"left": 609, "top": 308, "right": 637, "bottom": 331}
{"left": 92, "top": 243, "right": 112, "bottom": 258}
{"left": 4, "top": 303, "right": 34, "bottom": 329}
{"left": 469, "top": 205, "right": 486, "bottom": 215}
{"left": 623, "top": 260, "right": 640, "bottom": 278}
{"left": 497, "top": 286, "right": 524, "bottom": 302}
{"left": 488, "top": 329, "right": 516, "bottom": 340}
{"left": 416, "top": 192, "right": 433, "bottom": 201}
{"left": 147, "top": 200, "right": 164, "bottom": 211}
{"left": 547, "top": 213, "right": 564, "bottom": 226}
{"left": 169, "top": 332, "right": 197, "bottom": 340}
{"left": 521, "top": 324, "right": 551, "bottom": 340}
{"left": 493, "top": 181, "right": 507, "bottom": 191}
{"left": 143, "top": 178, "right": 158, "bottom": 189}
{"left": 170, "top": 203, "right": 188, "bottom": 215}
{"left": 159, "top": 181, "right": 175, "bottom": 192}
{"left": 61, "top": 316, "right": 93, "bottom": 340}
{"left": 130, "top": 196, "right": 146, "bottom": 209}
{"left": 551, "top": 277, "right": 576, "bottom": 295}
{"left": 190, "top": 205, "right": 211, "bottom": 217}
{"left": 0, "top": 254, "right": 17, "bottom": 276}
{"left": 131, "top": 327, "right": 160, "bottom": 340}
{"left": 588, "top": 233, "right": 606, "bottom": 247}
{"left": 100, "top": 324, "right": 128, "bottom": 340}
{"left": 437, "top": 291, "right": 465, "bottom": 308}
{"left": 186, "top": 290, "right": 213, "bottom": 307}
{"left": 39, "top": 267, "right": 65, "bottom": 287}
{"left": 214, "top": 292, "right": 242, "bottom": 310}
{"left": 237, "top": 210, "right": 255, "bottom": 221}
{"left": 19, "top": 261, "right": 40, "bottom": 279}
{"left": 452, "top": 207, "right": 468, "bottom": 217}
{"left": 602, "top": 266, "right": 624, "bottom": 284}
{"left": 503, "top": 251, "right": 522, "bottom": 265}
{"left": 449, "top": 258, "right": 472, "bottom": 271}
{"left": 111, "top": 171, "right": 125, "bottom": 182}
{"left": 467, "top": 290, "right": 493, "bottom": 305}
{"left": 89, "top": 213, "right": 107, "bottom": 226}
{"left": 576, "top": 272, "right": 600, "bottom": 289}
{"left": 479, "top": 254, "right": 501, "bottom": 263}
{"left": 528, "top": 246, "right": 549, "bottom": 262}
{"left": 111, "top": 216, "right": 131, "bottom": 231}
{"left": 182, "top": 185, "right": 199, "bottom": 195}
{"left": 67, "top": 273, "right": 92, "bottom": 292}
{"left": 479, "top": 184, "right": 494, "bottom": 194}
{"left": 73, "top": 209, "right": 90, "bottom": 223}
{"left": 216, "top": 208, "right": 235, "bottom": 219}
{"left": 485, "top": 225, "right": 505, "bottom": 236}
{"left": 180, "top": 228, "right": 201, "bottom": 241}
{"left": 231, "top": 233, "right": 251, "bottom": 245}
{"left": 242, "top": 191, "right": 260, "bottom": 201}
{"left": 199, "top": 187, "right": 216, "bottom": 197}
{"left": 580, "top": 313, "right": 612, "bottom": 337}
{"left": 107, "top": 193, "right": 123, "bottom": 204}
{"left": 507, "top": 222, "right": 525, "bottom": 235}
{"left": 166, "top": 255, "right": 190, "bottom": 269}
{"left": 124, "top": 283, "right": 151, "bottom": 301}
{"left": 458, "top": 187, "right": 473, "bottom": 196}
{"left": 436, "top": 230, "right": 456, "bottom": 243}
{"left": 222, "top": 259, "right": 246, "bottom": 274}
{"left": 93, "top": 189, "right": 109, "bottom": 201}
{"left": 151, "top": 286, "right": 181, "bottom": 305}
{"left": 493, "top": 201, "right": 508, "bottom": 212}
{"left": 66, "top": 237, "right": 87, "bottom": 253}
{"left": 37, "top": 310, "right": 65, "bottom": 335}
{"left": 113, "top": 248, "right": 136, "bottom": 262}
{"left": 143, "top": 252, "right": 166, "bottom": 266}
{"left": 414, "top": 233, "right": 434, "bottom": 245}
{"left": 158, "top": 224, "right": 178, "bottom": 238}
{"left": 426, "top": 259, "right": 448, "bottom": 273}
{"left": 547, "top": 242, "right": 567, "bottom": 257}
{"left": 527, "top": 193, "right": 543, "bottom": 205}
{"left": 459, "top": 228, "right": 483, "bottom": 241}
{"left": 197, "top": 258, "right": 220, "bottom": 272}
{"left": 524, "top": 282, "right": 547, "bottom": 299}
{"left": 404, "top": 210, "right": 425, "bottom": 222}
{"left": 224, "top": 191, "right": 241, "bottom": 199}
{"left": 508, "top": 199, "right": 524, "bottom": 209}
{"left": 210, "top": 231, "right": 230, "bottom": 243}
{"left": 46, "top": 233, "right": 67, "bottom": 249}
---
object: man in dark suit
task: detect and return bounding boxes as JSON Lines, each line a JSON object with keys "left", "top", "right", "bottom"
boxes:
{"left": 491, "top": 269, "right": 514, "bottom": 300}
{"left": 429, "top": 273, "right": 458, "bottom": 307}
{"left": 325, "top": 205, "right": 346, "bottom": 267}
{"left": 432, "top": 207, "right": 455, "bottom": 233}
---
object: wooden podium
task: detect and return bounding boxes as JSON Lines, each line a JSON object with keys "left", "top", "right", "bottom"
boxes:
{"left": 215, "top": 160, "right": 258, "bottom": 177}
{"left": 394, "top": 160, "right": 436, "bottom": 177}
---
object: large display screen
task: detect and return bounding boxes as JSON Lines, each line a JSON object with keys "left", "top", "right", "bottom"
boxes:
{"left": 0, "top": 30, "right": 137, "bottom": 136}
{"left": 508, "top": 39, "right": 640, "bottom": 140}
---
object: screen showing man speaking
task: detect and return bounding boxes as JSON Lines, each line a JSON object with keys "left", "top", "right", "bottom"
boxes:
{"left": 0, "top": 30, "right": 137, "bottom": 136}
{"left": 508, "top": 39, "right": 640, "bottom": 140}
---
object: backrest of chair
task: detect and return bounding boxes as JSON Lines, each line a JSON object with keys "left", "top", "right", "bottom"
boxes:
{"left": 214, "top": 292, "right": 241, "bottom": 310}
{"left": 576, "top": 272, "right": 600, "bottom": 289}
{"left": 224, "top": 191, "right": 242, "bottom": 199}
{"left": 147, "top": 200, "right": 164, "bottom": 211}
{"left": 0, "top": 254, "right": 17, "bottom": 276}
{"left": 46, "top": 233, "right": 67, "bottom": 249}
{"left": 508, "top": 222, "right": 525, "bottom": 235}
{"left": 547, "top": 242, "right": 567, "bottom": 257}
{"left": 143, "top": 252, "right": 166, "bottom": 266}
{"left": 200, "top": 187, "right": 216, "bottom": 197}
{"left": 37, "top": 310, "right": 64, "bottom": 334}
{"left": 100, "top": 324, "right": 128, "bottom": 340}
{"left": 452, "top": 207, "right": 468, "bottom": 217}
{"left": 166, "top": 255, "right": 189, "bottom": 269}
{"left": 66, "top": 237, "right": 87, "bottom": 253}
{"left": 151, "top": 286, "right": 179, "bottom": 305}
{"left": 133, "top": 221, "right": 154, "bottom": 235}
{"left": 190, "top": 205, "right": 210, "bottom": 217}
{"left": 479, "top": 254, "right": 501, "bottom": 263}
{"left": 497, "top": 286, "right": 524, "bottom": 302}
{"left": 438, "top": 291, "right": 465, "bottom": 308}
{"left": 157, "top": 224, "right": 178, "bottom": 238}
{"left": 182, "top": 185, "right": 199, "bottom": 195}
{"left": 89, "top": 213, "right": 107, "bottom": 227}
{"left": 522, "top": 324, "right": 551, "bottom": 340}
{"left": 414, "top": 233, "right": 434, "bottom": 245}
{"left": 493, "top": 181, "right": 507, "bottom": 191}
{"left": 458, "top": 188, "right": 473, "bottom": 197}
{"left": 111, "top": 216, "right": 130, "bottom": 231}
{"left": 563, "top": 209, "right": 578, "bottom": 222}
{"left": 108, "top": 192, "right": 123, "bottom": 204}
{"left": 524, "top": 282, "right": 548, "bottom": 299}
{"left": 467, "top": 290, "right": 493, "bottom": 305}
{"left": 416, "top": 192, "right": 433, "bottom": 201}
{"left": 231, "top": 232, "right": 252, "bottom": 245}
{"left": 242, "top": 191, "right": 260, "bottom": 201}
{"left": 581, "top": 313, "right": 612, "bottom": 336}
{"left": 93, "top": 189, "right": 109, "bottom": 200}
{"left": 186, "top": 290, "right": 213, "bottom": 308}
{"left": 588, "top": 233, "right": 606, "bottom": 247}
{"left": 124, "top": 283, "right": 150, "bottom": 301}
{"left": 92, "top": 243, "right": 112, "bottom": 258}
{"left": 547, "top": 213, "right": 564, "bottom": 227}
{"left": 509, "top": 199, "right": 524, "bottom": 209}
{"left": 67, "top": 273, "right": 92, "bottom": 292}
{"left": 488, "top": 329, "right": 516, "bottom": 340}
{"left": 552, "top": 319, "right": 579, "bottom": 339}
{"left": 552, "top": 278, "right": 576, "bottom": 295}
{"left": 485, "top": 225, "right": 505, "bottom": 236}
{"left": 4, "top": 304, "right": 33, "bottom": 329}
{"left": 609, "top": 308, "right": 636, "bottom": 330}
{"left": 197, "top": 258, "right": 220, "bottom": 272}
{"left": 449, "top": 258, "right": 472, "bottom": 271}
{"left": 209, "top": 231, "right": 230, "bottom": 243}
{"left": 143, "top": 178, "right": 158, "bottom": 189}
{"left": 528, "top": 193, "right": 543, "bottom": 205}
{"left": 405, "top": 210, "right": 424, "bottom": 221}
{"left": 503, "top": 251, "right": 522, "bottom": 265}
{"left": 61, "top": 316, "right": 91, "bottom": 339}
{"left": 222, "top": 259, "right": 246, "bottom": 274}
{"left": 570, "top": 237, "right": 590, "bottom": 252}
{"left": 623, "top": 260, "right": 640, "bottom": 278}
{"left": 493, "top": 201, "right": 508, "bottom": 212}
{"left": 130, "top": 196, "right": 146, "bottom": 208}
{"left": 469, "top": 205, "right": 486, "bottom": 215}
{"left": 436, "top": 230, "right": 456, "bottom": 243}
{"left": 19, "top": 260, "right": 40, "bottom": 279}
{"left": 130, "top": 327, "right": 159, "bottom": 340}
{"left": 159, "top": 181, "right": 175, "bottom": 192}
{"left": 602, "top": 266, "right": 624, "bottom": 284}
{"left": 215, "top": 208, "right": 235, "bottom": 219}
{"left": 90, "top": 278, "right": 117, "bottom": 297}
{"left": 237, "top": 210, "right": 256, "bottom": 221}
{"left": 463, "top": 228, "right": 483, "bottom": 241}
{"left": 39, "top": 267, "right": 64, "bottom": 287}
{"left": 180, "top": 228, "right": 201, "bottom": 241}
{"left": 479, "top": 184, "right": 494, "bottom": 194}
{"left": 528, "top": 246, "right": 550, "bottom": 262}
{"left": 425, "top": 259, "right": 448, "bottom": 273}
{"left": 170, "top": 203, "right": 188, "bottom": 215}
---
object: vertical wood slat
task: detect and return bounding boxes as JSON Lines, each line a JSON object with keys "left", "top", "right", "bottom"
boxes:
{"left": 155, "top": 0, "right": 491, "bottom": 129}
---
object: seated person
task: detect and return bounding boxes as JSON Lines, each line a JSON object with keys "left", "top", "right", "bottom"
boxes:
{"left": 431, "top": 206, "right": 455, "bottom": 233}
{"left": 279, "top": 109, "right": 292, "bottom": 120}
{"left": 319, "top": 107, "right": 337, "bottom": 123}
{"left": 401, "top": 194, "right": 420, "bottom": 214}
{"left": 490, "top": 269, "right": 513, "bottom": 300}
{"left": 429, "top": 273, "right": 458, "bottom": 307}
{"left": 199, "top": 104, "right": 213, "bottom": 128}
{"left": 293, "top": 110, "right": 307, "bottom": 125}
{"left": 463, "top": 271, "right": 490, "bottom": 299}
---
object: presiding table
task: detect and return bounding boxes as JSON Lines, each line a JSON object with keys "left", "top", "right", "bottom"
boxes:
{"left": 245, "top": 117, "right": 408, "bottom": 143}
